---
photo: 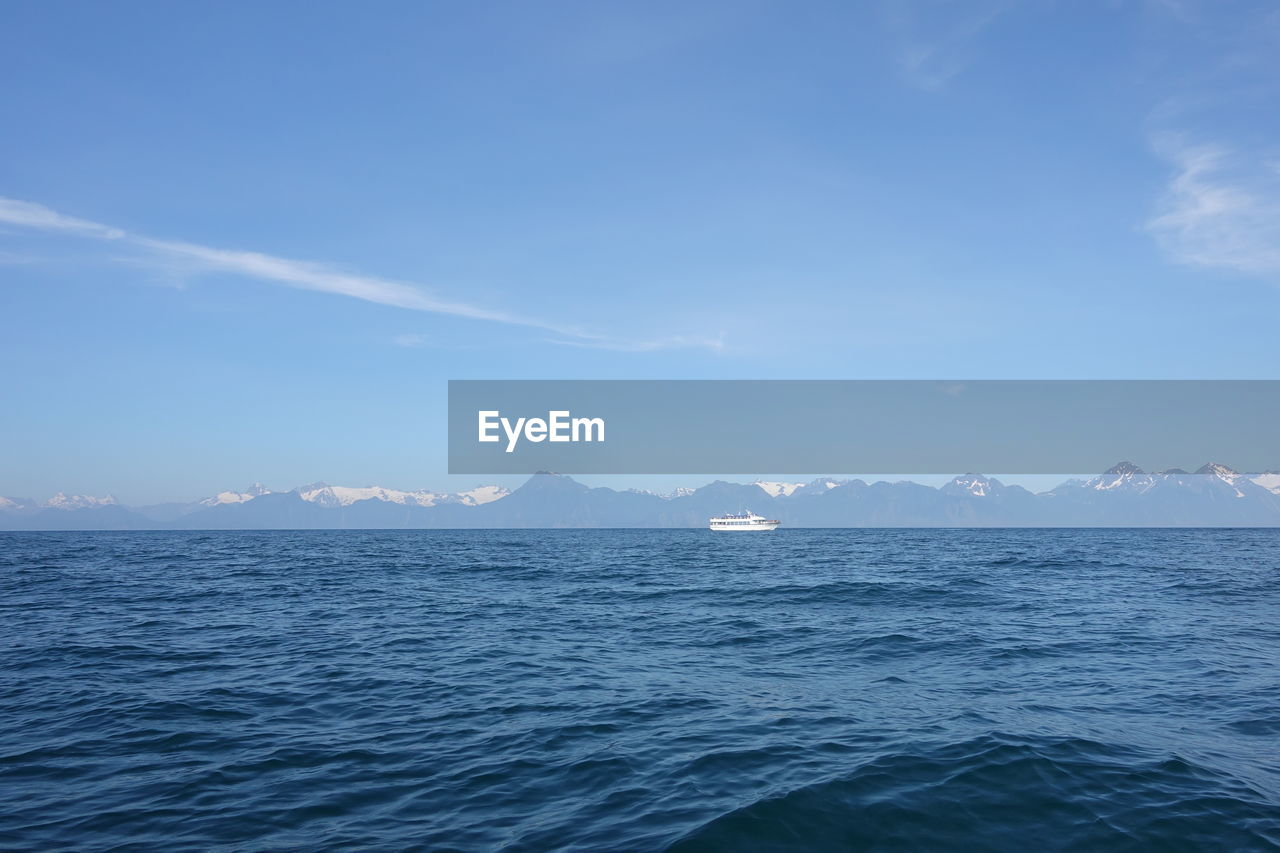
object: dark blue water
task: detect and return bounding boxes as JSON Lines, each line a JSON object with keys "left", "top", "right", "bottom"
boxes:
{"left": 2, "top": 529, "right": 1278, "bottom": 851}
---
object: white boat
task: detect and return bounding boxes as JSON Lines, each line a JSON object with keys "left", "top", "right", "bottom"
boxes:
{"left": 709, "top": 510, "right": 780, "bottom": 531}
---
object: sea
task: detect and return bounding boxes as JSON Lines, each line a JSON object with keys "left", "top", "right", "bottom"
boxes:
{"left": 2, "top": 529, "right": 1278, "bottom": 851}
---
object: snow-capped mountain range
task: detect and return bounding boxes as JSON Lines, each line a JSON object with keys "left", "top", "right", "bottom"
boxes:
{"left": 188, "top": 482, "right": 511, "bottom": 510}
{"left": 2, "top": 463, "right": 1279, "bottom": 529}
{"left": 1052, "top": 462, "right": 1280, "bottom": 497}
{"left": 41, "top": 492, "right": 120, "bottom": 509}
{"left": 290, "top": 483, "right": 507, "bottom": 509}
{"left": 0, "top": 481, "right": 510, "bottom": 519}
{"left": 199, "top": 483, "right": 273, "bottom": 507}
{"left": 1076, "top": 461, "right": 1264, "bottom": 494}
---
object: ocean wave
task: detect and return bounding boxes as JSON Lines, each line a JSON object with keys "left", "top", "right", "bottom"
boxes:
{"left": 668, "top": 734, "right": 1280, "bottom": 852}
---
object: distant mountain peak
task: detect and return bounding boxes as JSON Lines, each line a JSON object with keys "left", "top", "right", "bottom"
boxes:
{"left": 753, "top": 480, "right": 803, "bottom": 498}
{"left": 943, "top": 473, "right": 1002, "bottom": 497}
{"left": 1194, "top": 462, "right": 1239, "bottom": 479}
{"left": 449, "top": 485, "right": 509, "bottom": 506}
{"left": 788, "top": 477, "right": 854, "bottom": 497}
{"left": 1089, "top": 462, "right": 1154, "bottom": 493}
{"left": 627, "top": 486, "right": 697, "bottom": 499}
{"left": 43, "top": 492, "right": 118, "bottom": 510}
{"left": 516, "top": 472, "right": 588, "bottom": 494}
{"left": 189, "top": 480, "right": 509, "bottom": 510}
{"left": 201, "top": 483, "right": 276, "bottom": 507}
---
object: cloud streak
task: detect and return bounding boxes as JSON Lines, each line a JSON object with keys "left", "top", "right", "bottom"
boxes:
{"left": 0, "top": 198, "right": 127, "bottom": 240}
{"left": 0, "top": 197, "right": 721, "bottom": 351}
{"left": 882, "top": 0, "right": 1012, "bottom": 91}
{"left": 1145, "top": 139, "right": 1280, "bottom": 279}
{"left": 548, "top": 332, "right": 726, "bottom": 353}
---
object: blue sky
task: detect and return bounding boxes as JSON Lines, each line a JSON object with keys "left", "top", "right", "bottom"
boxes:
{"left": 2, "top": 0, "right": 1279, "bottom": 503}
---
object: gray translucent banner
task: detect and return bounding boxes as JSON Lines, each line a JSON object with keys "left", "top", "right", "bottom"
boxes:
{"left": 448, "top": 380, "right": 1279, "bottom": 474}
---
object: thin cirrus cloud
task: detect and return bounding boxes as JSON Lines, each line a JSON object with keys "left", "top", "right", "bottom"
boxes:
{"left": 881, "top": 0, "right": 1012, "bottom": 91}
{"left": 1145, "top": 138, "right": 1280, "bottom": 280}
{"left": 548, "top": 331, "right": 727, "bottom": 353}
{"left": 0, "top": 197, "right": 724, "bottom": 352}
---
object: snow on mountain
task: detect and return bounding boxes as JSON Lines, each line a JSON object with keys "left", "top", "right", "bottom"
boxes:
{"left": 1249, "top": 472, "right": 1280, "bottom": 494}
{"left": 199, "top": 483, "right": 273, "bottom": 507}
{"left": 295, "top": 483, "right": 445, "bottom": 508}
{"left": 283, "top": 482, "right": 510, "bottom": 508}
{"left": 449, "top": 485, "right": 509, "bottom": 506}
{"left": 789, "top": 478, "right": 850, "bottom": 498}
{"left": 625, "top": 486, "right": 696, "bottom": 500}
{"left": 43, "top": 493, "right": 118, "bottom": 510}
{"left": 945, "top": 474, "right": 999, "bottom": 497}
{"left": 753, "top": 481, "right": 804, "bottom": 498}
{"left": 1065, "top": 461, "right": 1268, "bottom": 500}
{"left": 1193, "top": 463, "right": 1245, "bottom": 496}
{"left": 1195, "top": 462, "right": 1239, "bottom": 482}
{"left": 1086, "top": 462, "right": 1155, "bottom": 492}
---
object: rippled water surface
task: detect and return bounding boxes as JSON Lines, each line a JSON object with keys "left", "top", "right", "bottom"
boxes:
{"left": 2, "top": 529, "right": 1279, "bottom": 851}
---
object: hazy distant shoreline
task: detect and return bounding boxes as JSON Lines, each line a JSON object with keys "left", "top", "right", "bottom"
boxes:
{"left": 5, "top": 463, "right": 1280, "bottom": 530}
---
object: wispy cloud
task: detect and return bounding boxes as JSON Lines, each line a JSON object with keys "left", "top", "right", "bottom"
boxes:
{"left": 548, "top": 331, "right": 727, "bottom": 353}
{"left": 134, "top": 236, "right": 543, "bottom": 327}
{"left": 1145, "top": 138, "right": 1280, "bottom": 279}
{"left": 1135, "top": 0, "right": 1280, "bottom": 282}
{"left": 0, "top": 197, "right": 722, "bottom": 351}
{"left": 393, "top": 333, "right": 428, "bottom": 348}
{"left": 0, "top": 248, "right": 39, "bottom": 265}
{"left": 881, "top": 0, "right": 1012, "bottom": 91}
{"left": 0, "top": 198, "right": 127, "bottom": 240}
